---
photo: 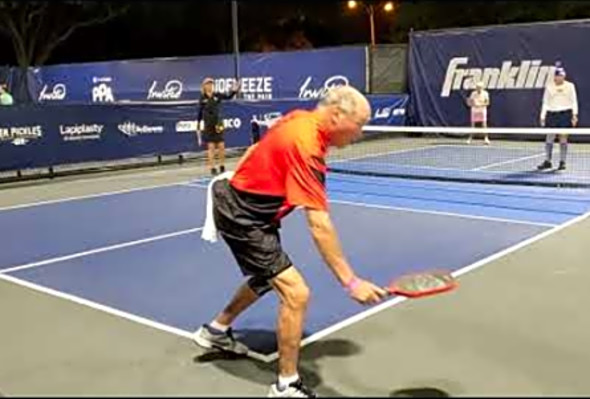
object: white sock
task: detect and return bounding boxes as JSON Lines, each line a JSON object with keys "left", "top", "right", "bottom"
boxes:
{"left": 278, "top": 374, "right": 300, "bottom": 390}
{"left": 209, "top": 320, "right": 229, "bottom": 333}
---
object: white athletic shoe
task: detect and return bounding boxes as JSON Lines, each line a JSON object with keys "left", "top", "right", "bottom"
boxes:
{"left": 268, "top": 379, "right": 317, "bottom": 397}
{"left": 193, "top": 324, "right": 249, "bottom": 355}
{"left": 484, "top": 137, "right": 491, "bottom": 145}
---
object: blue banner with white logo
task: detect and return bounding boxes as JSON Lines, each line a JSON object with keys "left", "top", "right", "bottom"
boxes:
{"left": 0, "top": 104, "right": 199, "bottom": 171}
{"left": 0, "top": 94, "right": 407, "bottom": 172}
{"left": 365, "top": 94, "right": 408, "bottom": 126}
{"left": 408, "top": 19, "right": 590, "bottom": 127}
{"left": 29, "top": 46, "right": 367, "bottom": 105}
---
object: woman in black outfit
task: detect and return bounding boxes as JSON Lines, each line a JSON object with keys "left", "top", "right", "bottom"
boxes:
{"left": 197, "top": 77, "right": 239, "bottom": 176}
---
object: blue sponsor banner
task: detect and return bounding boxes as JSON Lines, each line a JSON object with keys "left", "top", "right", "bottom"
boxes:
{"left": 366, "top": 94, "right": 408, "bottom": 126}
{"left": 0, "top": 104, "right": 199, "bottom": 171}
{"left": 408, "top": 19, "right": 590, "bottom": 127}
{"left": 0, "top": 94, "right": 407, "bottom": 172}
{"left": 29, "top": 46, "right": 367, "bottom": 105}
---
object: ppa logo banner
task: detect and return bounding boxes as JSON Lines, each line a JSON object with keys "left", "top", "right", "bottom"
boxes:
{"left": 91, "top": 77, "right": 115, "bottom": 103}
{"left": 29, "top": 46, "right": 367, "bottom": 104}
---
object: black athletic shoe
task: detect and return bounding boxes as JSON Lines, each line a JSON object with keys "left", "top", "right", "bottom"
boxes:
{"left": 558, "top": 161, "right": 566, "bottom": 171}
{"left": 219, "top": 165, "right": 225, "bottom": 173}
{"left": 211, "top": 168, "right": 218, "bottom": 176}
{"left": 537, "top": 160, "right": 552, "bottom": 170}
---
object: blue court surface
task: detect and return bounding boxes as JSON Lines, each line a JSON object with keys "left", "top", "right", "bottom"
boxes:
{"left": 331, "top": 143, "right": 590, "bottom": 187}
{"left": 1, "top": 173, "right": 590, "bottom": 359}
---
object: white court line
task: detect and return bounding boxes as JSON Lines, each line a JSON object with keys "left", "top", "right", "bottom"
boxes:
{"left": 0, "top": 145, "right": 432, "bottom": 213}
{"left": 0, "top": 222, "right": 274, "bottom": 363}
{"left": 185, "top": 183, "right": 210, "bottom": 188}
{"left": 1, "top": 182, "right": 587, "bottom": 364}
{"left": 0, "top": 227, "right": 204, "bottom": 275}
{"left": 327, "top": 173, "right": 590, "bottom": 202}
{"left": 1, "top": 171, "right": 583, "bottom": 364}
{"left": 183, "top": 183, "right": 557, "bottom": 228}
{"left": 6, "top": 155, "right": 211, "bottom": 189}
{"left": 330, "top": 199, "right": 557, "bottom": 227}
{"left": 328, "top": 145, "right": 433, "bottom": 164}
{"left": 5, "top": 208, "right": 584, "bottom": 365}
{"left": 471, "top": 153, "right": 545, "bottom": 171}
{"left": 331, "top": 158, "right": 552, "bottom": 175}
{"left": 51, "top": 163, "right": 204, "bottom": 184}
{"left": 0, "top": 272, "right": 270, "bottom": 364}
{"left": 261, "top": 209, "right": 590, "bottom": 363}
{"left": 0, "top": 178, "right": 210, "bottom": 213}
{"left": 443, "top": 144, "right": 540, "bottom": 151}
{"left": 333, "top": 161, "right": 467, "bottom": 173}
{"left": 330, "top": 146, "right": 550, "bottom": 175}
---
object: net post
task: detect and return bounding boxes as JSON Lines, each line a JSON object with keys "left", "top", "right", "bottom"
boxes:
{"left": 231, "top": 0, "right": 240, "bottom": 98}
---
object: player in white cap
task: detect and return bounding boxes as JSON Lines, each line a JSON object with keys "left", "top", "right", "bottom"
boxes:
{"left": 538, "top": 65, "right": 578, "bottom": 171}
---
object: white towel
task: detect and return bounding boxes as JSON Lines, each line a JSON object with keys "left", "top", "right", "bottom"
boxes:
{"left": 201, "top": 171, "right": 235, "bottom": 243}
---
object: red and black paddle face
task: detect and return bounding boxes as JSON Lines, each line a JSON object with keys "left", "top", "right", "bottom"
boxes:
{"left": 387, "top": 270, "right": 458, "bottom": 298}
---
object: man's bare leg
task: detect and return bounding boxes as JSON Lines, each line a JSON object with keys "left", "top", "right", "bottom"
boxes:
{"left": 271, "top": 266, "right": 310, "bottom": 382}
{"left": 193, "top": 281, "right": 261, "bottom": 355}
{"left": 212, "top": 282, "right": 260, "bottom": 326}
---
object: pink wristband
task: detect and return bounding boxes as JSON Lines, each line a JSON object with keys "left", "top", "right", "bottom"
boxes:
{"left": 345, "top": 276, "right": 361, "bottom": 292}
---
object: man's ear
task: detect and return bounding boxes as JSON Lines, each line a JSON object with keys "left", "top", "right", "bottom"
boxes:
{"left": 330, "top": 109, "right": 342, "bottom": 126}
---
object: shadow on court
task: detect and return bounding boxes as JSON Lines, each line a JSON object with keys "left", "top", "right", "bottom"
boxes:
{"left": 193, "top": 329, "right": 362, "bottom": 396}
{"left": 390, "top": 387, "right": 451, "bottom": 397}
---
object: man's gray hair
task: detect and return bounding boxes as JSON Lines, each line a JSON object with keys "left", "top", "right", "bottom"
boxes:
{"left": 318, "top": 85, "right": 368, "bottom": 117}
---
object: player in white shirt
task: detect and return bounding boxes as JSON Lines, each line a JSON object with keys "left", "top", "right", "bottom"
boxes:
{"left": 466, "top": 81, "right": 490, "bottom": 145}
{"left": 537, "top": 66, "right": 578, "bottom": 171}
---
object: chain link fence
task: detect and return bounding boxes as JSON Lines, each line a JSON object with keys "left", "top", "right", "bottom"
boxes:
{"left": 368, "top": 43, "right": 408, "bottom": 94}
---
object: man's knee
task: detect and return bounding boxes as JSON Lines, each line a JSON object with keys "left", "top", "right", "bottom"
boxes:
{"left": 286, "top": 281, "right": 310, "bottom": 309}
{"left": 272, "top": 267, "right": 311, "bottom": 309}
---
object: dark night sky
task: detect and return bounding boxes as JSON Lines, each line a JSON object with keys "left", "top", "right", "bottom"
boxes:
{"left": 2, "top": 0, "right": 590, "bottom": 66}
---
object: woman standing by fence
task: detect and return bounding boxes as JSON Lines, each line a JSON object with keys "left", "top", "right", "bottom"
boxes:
{"left": 197, "top": 77, "right": 239, "bottom": 176}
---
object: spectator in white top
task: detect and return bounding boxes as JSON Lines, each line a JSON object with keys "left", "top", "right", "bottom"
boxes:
{"left": 466, "top": 81, "right": 490, "bottom": 145}
{"left": 538, "top": 65, "right": 578, "bottom": 171}
{"left": 0, "top": 84, "right": 14, "bottom": 106}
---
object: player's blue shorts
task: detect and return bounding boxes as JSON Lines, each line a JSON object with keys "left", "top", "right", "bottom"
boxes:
{"left": 546, "top": 109, "right": 573, "bottom": 128}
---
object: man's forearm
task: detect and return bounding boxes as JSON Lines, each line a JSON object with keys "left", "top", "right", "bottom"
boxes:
{"left": 305, "top": 209, "right": 355, "bottom": 286}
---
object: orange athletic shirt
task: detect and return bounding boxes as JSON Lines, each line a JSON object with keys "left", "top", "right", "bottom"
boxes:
{"left": 230, "top": 109, "right": 329, "bottom": 221}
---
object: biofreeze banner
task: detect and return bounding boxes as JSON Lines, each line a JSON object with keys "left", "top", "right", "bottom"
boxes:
{"left": 30, "top": 46, "right": 367, "bottom": 104}
{"left": 408, "top": 19, "right": 590, "bottom": 127}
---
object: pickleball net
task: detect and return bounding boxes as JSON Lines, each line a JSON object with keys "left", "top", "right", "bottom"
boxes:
{"left": 326, "top": 125, "right": 590, "bottom": 188}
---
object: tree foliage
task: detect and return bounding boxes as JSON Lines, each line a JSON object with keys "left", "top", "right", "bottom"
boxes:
{"left": 0, "top": 1, "right": 128, "bottom": 67}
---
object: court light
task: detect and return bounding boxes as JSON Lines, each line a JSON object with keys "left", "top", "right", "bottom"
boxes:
{"left": 384, "top": 1, "right": 394, "bottom": 12}
{"left": 347, "top": 0, "right": 358, "bottom": 9}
